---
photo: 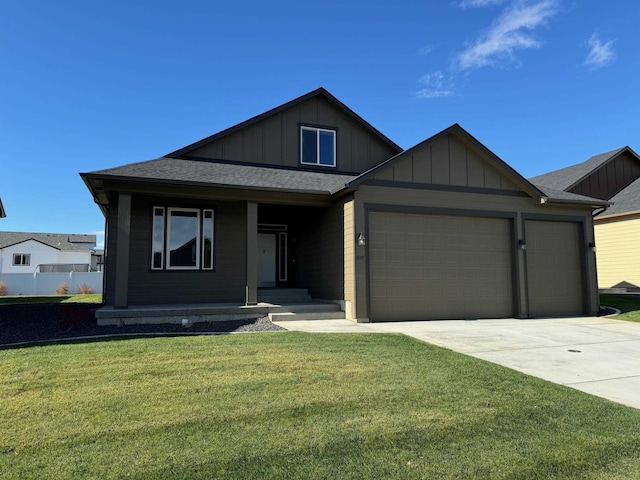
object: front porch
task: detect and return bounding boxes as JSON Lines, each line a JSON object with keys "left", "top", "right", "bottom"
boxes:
{"left": 96, "top": 288, "right": 347, "bottom": 326}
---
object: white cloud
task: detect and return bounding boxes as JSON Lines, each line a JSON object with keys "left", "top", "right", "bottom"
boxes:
{"left": 416, "top": 71, "right": 455, "bottom": 99}
{"left": 457, "top": 0, "right": 557, "bottom": 70}
{"left": 457, "top": 0, "right": 507, "bottom": 7}
{"left": 418, "top": 44, "right": 434, "bottom": 56}
{"left": 584, "top": 32, "right": 615, "bottom": 70}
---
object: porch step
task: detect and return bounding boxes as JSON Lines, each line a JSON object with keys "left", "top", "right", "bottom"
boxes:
{"left": 269, "top": 310, "right": 346, "bottom": 322}
{"left": 258, "top": 288, "right": 312, "bottom": 304}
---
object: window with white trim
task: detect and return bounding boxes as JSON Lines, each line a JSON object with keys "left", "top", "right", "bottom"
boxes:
{"left": 151, "top": 207, "right": 215, "bottom": 271}
{"left": 300, "top": 126, "right": 336, "bottom": 167}
{"left": 13, "top": 253, "right": 30, "bottom": 266}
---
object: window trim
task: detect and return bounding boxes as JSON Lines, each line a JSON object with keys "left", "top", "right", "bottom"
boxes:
{"left": 151, "top": 206, "right": 215, "bottom": 272}
{"left": 13, "top": 253, "right": 30, "bottom": 266}
{"left": 300, "top": 125, "right": 337, "bottom": 167}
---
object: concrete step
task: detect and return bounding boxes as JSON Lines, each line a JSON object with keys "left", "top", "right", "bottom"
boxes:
{"left": 267, "top": 303, "right": 341, "bottom": 314}
{"left": 269, "top": 310, "right": 346, "bottom": 321}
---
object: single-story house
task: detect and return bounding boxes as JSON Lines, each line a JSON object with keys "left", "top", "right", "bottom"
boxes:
{"left": 0, "top": 232, "right": 97, "bottom": 273}
{"left": 531, "top": 147, "right": 640, "bottom": 291}
{"left": 81, "top": 88, "right": 607, "bottom": 322}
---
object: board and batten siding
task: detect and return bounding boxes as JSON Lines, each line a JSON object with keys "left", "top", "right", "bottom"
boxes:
{"left": 184, "top": 96, "right": 398, "bottom": 174}
{"left": 372, "top": 134, "right": 519, "bottom": 191}
{"left": 571, "top": 151, "right": 640, "bottom": 200}
{"left": 595, "top": 215, "right": 640, "bottom": 290}
{"left": 293, "top": 199, "right": 347, "bottom": 301}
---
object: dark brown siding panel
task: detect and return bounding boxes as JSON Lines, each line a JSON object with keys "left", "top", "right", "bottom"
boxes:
{"left": 293, "top": 201, "right": 345, "bottom": 300}
{"left": 299, "top": 97, "right": 318, "bottom": 124}
{"left": 281, "top": 108, "right": 299, "bottom": 167}
{"left": 336, "top": 112, "right": 353, "bottom": 172}
{"left": 125, "top": 196, "right": 246, "bottom": 305}
{"left": 571, "top": 152, "right": 640, "bottom": 200}
{"left": 263, "top": 116, "right": 283, "bottom": 166}
{"left": 104, "top": 202, "right": 119, "bottom": 306}
{"left": 223, "top": 131, "right": 244, "bottom": 162}
{"left": 317, "top": 97, "right": 337, "bottom": 125}
{"left": 244, "top": 124, "right": 263, "bottom": 163}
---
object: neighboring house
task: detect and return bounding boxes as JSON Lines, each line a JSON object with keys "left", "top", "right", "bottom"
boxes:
{"left": 81, "top": 88, "right": 606, "bottom": 322}
{"left": 531, "top": 147, "right": 640, "bottom": 291}
{"left": 0, "top": 232, "right": 97, "bottom": 273}
{"left": 0, "top": 197, "right": 5, "bottom": 218}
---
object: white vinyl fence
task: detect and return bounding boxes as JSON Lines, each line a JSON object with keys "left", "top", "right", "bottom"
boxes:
{"left": 0, "top": 272, "right": 103, "bottom": 296}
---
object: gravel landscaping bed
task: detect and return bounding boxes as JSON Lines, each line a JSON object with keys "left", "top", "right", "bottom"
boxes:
{"left": 0, "top": 303, "right": 286, "bottom": 346}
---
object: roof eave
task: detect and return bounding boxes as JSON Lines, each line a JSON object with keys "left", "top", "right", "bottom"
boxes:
{"left": 544, "top": 198, "right": 612, "bottom": 208}
{"left": 81, "top": 173, "right": 340, "bottom": 198}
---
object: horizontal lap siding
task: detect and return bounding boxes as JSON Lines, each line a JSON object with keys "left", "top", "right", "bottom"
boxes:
{"left": 126, "top": 197, "right": 246, "bottom": 305}
{"left": 595, "top": 218, "right": 640, "bottom": 290}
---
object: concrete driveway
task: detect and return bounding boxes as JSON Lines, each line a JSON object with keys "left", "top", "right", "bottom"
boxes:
{"left": 274, "top": 316, "right": 640, "bottom": 409}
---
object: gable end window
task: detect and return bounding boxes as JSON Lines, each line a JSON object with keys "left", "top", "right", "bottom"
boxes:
{"left": 300, "top": 126, "right": 336, "bottom": 167}
{"left": 13, "top": 254, "right": 30, "bottom": 266}
{"left": 151, "top": 207, "right": 215, "bottom": 271}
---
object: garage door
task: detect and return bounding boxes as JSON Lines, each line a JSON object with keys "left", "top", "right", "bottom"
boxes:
{"left": 525, "top": 220, "right": 584, "bottom": 317}
{"left": 369, "top": 211, "right": 514, "bottom": 321}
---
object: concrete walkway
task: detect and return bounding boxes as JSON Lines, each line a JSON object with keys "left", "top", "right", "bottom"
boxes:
{"left": 273, "top": 316, "right": 640, "bottom": 409}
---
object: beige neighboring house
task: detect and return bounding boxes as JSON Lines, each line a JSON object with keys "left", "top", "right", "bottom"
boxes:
{"left": 82, "top": 88, "right": 607, "bottom": 323}
{"left": 531, "top": 147, "right": 640, "bottom": 291}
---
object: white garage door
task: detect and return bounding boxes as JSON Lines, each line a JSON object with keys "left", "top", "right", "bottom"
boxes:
{"left": 369, "top": 211, "right": 514, "bottom": 321}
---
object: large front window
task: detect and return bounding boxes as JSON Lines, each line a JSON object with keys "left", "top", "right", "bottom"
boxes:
{"left": 300, "top": 126, "right": 336, "bottom": 167}
{"left": 151, "top": 207, "right": 214, "bottom": 271}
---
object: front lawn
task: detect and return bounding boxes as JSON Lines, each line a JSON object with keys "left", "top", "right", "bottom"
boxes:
{"left": 0, "top": 294, "right": 102, "bottom": 304}
{"left": 600, "top": 294, "right": 640, "bottom": 322}
{"left": 2, "top": 333, "right": 640, "bottom": 479}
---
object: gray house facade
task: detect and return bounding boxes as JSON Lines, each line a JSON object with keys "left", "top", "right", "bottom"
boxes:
{"left": 82, "top": 88, "right": 606, "bottom": 322}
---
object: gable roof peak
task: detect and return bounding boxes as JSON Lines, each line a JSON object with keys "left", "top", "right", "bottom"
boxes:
{"left": 166, "top": 87, "right": 402, "bottom": 159}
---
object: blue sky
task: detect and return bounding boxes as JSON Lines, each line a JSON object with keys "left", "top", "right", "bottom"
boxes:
{"left": 1, "top": 0, "right": 638, "bottom": 248}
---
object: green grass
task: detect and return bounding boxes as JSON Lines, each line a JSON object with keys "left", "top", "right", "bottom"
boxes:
{"left": 600, "top": 294, "right": 640, "bottom": 322}
{"left": 0, "top": 294, "right": 102, "bottom": 304}
{"left": 2, "top": 333, "right": 640, "bottom": 479}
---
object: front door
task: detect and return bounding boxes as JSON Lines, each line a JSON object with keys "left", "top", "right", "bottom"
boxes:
{"left": 257, "top": 233, "right": 276, "bottom": 287}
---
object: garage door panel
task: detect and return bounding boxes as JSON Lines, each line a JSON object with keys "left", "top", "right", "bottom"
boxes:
{"left": 369, "top": 211, "right": 514, "bottom": 321}
{"left": 526, "top": 220, "right": 584, "bottom": 317}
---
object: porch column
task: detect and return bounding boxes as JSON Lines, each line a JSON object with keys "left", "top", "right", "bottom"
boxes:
{"left": 114, "top": 192, "right": 131, "bottom": 309}
{"left": 246, "top": 201, "right": 258, "bottom": 305}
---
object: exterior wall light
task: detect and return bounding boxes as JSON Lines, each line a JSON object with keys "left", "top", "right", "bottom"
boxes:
{"left": 357, "top": 233, "right": 366, "bottom": 246}
{"left": 518, "top": 240, "right": 526, "bottom": 251}
{"left": 588, "top": 242, "right": 597, "bottom": 253}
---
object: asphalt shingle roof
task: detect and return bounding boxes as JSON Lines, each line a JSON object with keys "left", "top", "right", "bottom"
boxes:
{"left": 0, "top": 232, "right": 96, "bottom": 251}
{"left": 89, "top": 158, "right": 358, "bottom": 195}
{"left": 531, "top": 184, "right": 610, "bottom": 205}
{"left": 599, "top": 177, "right": 640, "bottom": 217}
{"left": 529, "top": 147, "right": 626, "bottom": 191}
